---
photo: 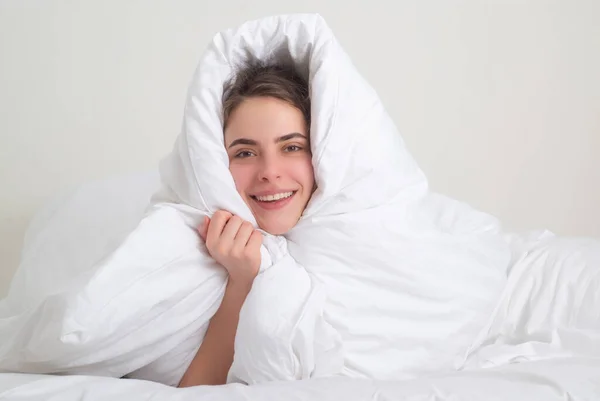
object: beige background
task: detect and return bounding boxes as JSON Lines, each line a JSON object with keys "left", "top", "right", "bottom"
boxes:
{"left": 1, "top": 0, "right": 599, "bottom": 297}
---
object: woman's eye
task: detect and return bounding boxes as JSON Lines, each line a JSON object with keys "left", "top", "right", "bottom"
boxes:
{"left": 285, "top": 145, "right": 302, "bottom": 152}
{"left": 235, "top": 150, "right": 254, "bottom": 158}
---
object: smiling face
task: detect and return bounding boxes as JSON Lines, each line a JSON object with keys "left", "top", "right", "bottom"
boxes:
{"left": 224, "top": 96, "right": 315, "bottom": 235}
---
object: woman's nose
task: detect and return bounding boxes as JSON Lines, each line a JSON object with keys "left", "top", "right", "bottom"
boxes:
{"left": 258, "top": 155, "right": 282, "bottom": 182}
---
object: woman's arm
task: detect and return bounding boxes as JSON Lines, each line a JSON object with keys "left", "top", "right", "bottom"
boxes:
{"left": 178, "top": 211, "right": 262, "bottom": 387}
{"left": 178, "top": 279, "right": 252, "bottom": 387}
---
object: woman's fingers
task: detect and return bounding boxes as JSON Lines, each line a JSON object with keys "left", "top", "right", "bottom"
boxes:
{"left": 233, "top": 221, "right": 255, "bottom": 250}
{"left": 201, "top": 211, "right": 260, "bottom": 271}
{"left": 206, "top": 210, "right": 232, "bottom": 247}
{"left": 246, "top": 229, "right": 263, "bottom": 252}
{"left": 198, "top": 216, "right": 210, "bottom": 242}
{"left": 220, "top": 215, "right": 244, "bottom": 246}
{"left": 199, "top": 210, "right": 262, "bottom": 282}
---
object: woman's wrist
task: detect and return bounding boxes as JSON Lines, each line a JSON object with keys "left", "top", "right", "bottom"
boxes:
{"left": 226, "top": 275, "right": 255, "bottom": 296}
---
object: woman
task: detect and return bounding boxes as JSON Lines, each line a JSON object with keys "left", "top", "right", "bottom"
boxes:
{"left": 178, "top": 62, "right": 314, "bottom": 387}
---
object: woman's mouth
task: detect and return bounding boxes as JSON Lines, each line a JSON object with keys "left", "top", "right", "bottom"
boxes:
{"left": 250, "top": 191, "right": 297, "bottom": 210}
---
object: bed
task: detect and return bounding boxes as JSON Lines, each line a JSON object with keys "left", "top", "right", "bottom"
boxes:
{"left": 1, "top": 358, "right": 599, "bottom": 400}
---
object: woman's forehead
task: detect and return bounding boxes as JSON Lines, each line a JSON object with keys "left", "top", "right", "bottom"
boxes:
{"left": 224, "top": 97, "right": 308, "bottom": 145}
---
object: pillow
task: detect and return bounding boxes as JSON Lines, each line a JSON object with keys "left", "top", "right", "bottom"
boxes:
{"left": 3, "top": 170, "right": 160, "bottom": 309}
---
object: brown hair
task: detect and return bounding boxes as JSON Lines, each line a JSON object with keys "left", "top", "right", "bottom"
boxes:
{"left": 222, "top": 62, "right": 310, "bottom": 130}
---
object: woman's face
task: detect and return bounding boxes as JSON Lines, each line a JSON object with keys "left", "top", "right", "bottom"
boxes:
{"left": 224, "top": 96, "right": 315, "bottom": 235}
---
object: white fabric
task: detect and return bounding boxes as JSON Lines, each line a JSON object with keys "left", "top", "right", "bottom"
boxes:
{"left": 0, "top": 13, "right": 598, "bottom": 389}
{"left": 1, "top": 358, "right": 599, "bottom": 400}
{"left": 2, "top": 170, "right": 160, "bottom": 308}
{"left": 464, "top": 236, "right": 600, "bottom": 367}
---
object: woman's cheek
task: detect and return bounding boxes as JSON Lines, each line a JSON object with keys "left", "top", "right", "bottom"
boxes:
{"left": 230, "top": 164, "right": 253, "bottom": 190}
{"left": 300, "top": 157, "right": 316, "bottom": 185}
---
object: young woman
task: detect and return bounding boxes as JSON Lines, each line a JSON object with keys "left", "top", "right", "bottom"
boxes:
{"left": 178, "top": 63, "right": 314, "bottom": 387}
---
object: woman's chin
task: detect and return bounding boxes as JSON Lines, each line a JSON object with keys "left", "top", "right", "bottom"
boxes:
{"left": 257, "top": 218, "right": 296, "bottom": 236}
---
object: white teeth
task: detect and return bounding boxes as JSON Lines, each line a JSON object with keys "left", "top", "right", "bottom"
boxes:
{"left": 255, "top": 192, "right": 294, "bottom": 202}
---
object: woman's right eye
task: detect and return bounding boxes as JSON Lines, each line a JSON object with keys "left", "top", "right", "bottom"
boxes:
{"left": 235, "top": 150, "right": 255, "bottom": 158}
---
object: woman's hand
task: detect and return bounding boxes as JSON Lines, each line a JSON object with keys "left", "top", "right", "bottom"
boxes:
{"left": 199, "top": 210, "right": 262, "bottom": 286}
{"left": 179, "top": 211, "right": 261, "bottom": 388}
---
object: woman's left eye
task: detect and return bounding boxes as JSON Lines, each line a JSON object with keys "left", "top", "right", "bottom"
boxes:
{"left": 285, "top": 145, "right": 302, "bottom": 152}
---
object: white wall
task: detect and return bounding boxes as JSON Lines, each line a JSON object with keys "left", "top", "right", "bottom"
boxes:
{"left": 1, "top": 0, "right": 599, "bottom": 296}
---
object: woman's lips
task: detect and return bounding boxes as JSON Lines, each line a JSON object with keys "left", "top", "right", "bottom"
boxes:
{"left": 251, "top": 191, "right": 296, "bottom": 211}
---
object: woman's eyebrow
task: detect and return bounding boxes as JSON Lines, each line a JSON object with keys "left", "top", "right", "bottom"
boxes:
{"left": 228, "top": 138, "right": 257, "bottom": 148}
{"left": 276, "top": 133, "right": 307, "bottom": 142}
{"left": 228, "top": 133, "right": 306, "bottom": 148}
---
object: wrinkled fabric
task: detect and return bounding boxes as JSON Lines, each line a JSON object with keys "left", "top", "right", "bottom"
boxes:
{"left": 2, "top": 358, "right": 600, "bottom": 401}
{"left": 463, "top": 236, "right": 600, "bottom": 368}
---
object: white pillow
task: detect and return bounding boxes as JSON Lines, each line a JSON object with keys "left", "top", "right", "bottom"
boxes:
{"left": 4, "top": 170, "right": 160, "bottom": 309}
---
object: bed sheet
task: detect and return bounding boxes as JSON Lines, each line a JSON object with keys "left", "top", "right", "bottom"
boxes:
{"left": 0, "top": 358, "right": 598, "bottom": 401}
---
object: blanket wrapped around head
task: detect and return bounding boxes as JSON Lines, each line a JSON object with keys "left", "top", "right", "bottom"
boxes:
{"left": 0, "top": 14, "right": 516, "bottom": 385}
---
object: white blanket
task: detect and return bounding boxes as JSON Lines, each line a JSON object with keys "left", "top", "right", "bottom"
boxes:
{"left": 1, "top": 358, "right": 599, "bottom": 400}
{"left": 1, "top": 13, "right": 599, "bottom": 390}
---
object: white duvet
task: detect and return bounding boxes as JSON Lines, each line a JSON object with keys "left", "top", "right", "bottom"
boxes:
{"left": 1, "top": 358, "right": 599, "bottom": 401}
{"left": 1, "top": 13, "right": 599, "bottom": 397}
